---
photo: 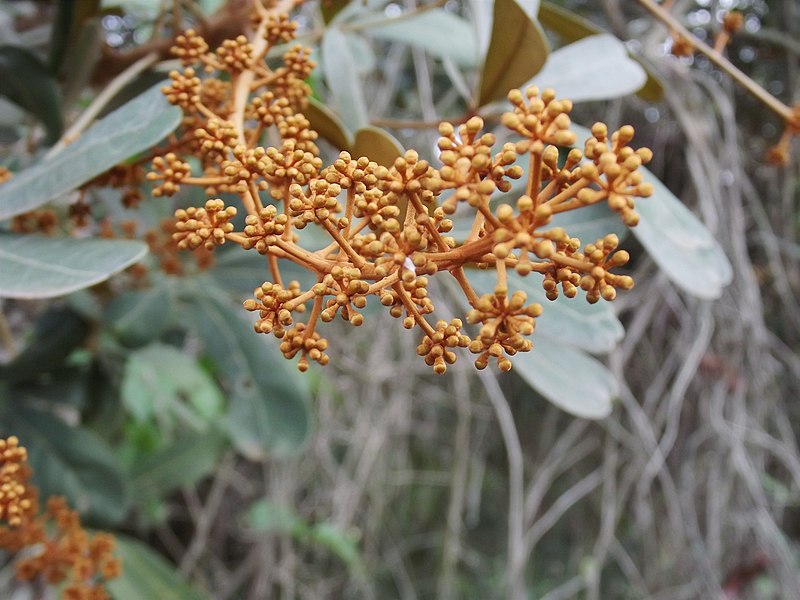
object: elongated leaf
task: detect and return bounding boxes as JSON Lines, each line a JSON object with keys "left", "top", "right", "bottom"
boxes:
{"left": 0, "top": 83, "right": 181, "bottom": 220}
{"left": 121, "top": 344, "right": 224, "bottom": 430}
{"left": 369, "top": 9, "right": 478, "bottom": 68}
{"left": 465, "top": 268, "right": 623, "bottom": 354}
{"left": 0, "top": 235, "right": 147, "bottom": 299}
{"left": 634, "top": 167, "right": 733, "bottom": 299}
{"left": 105, "top": 284, "right": 173, "bottom": 347}
{"left": 1, "top": 406, "right": 128, "bottom": 523}
{"left": 129, "top": 429, "right": 226, "bottom": 500}
{"left": 321, "top": 0, "right": 352, "bottom": 24}
{"left": 182, "top": 284, "right": 311, "bottom": 459}
{"left": 478, "top": 0, "right": 549, "bottom": 106}
{"left": 571, "top": 123, "right": 733, "bottom": 299}
{"left": 532, "top": 34, "right": 646, "bottom": 102}
{"left": 108, "top": 535, "right": 211, "bottom": 600}
{"left": 321, "top": 28, "right": 368, "bottom": 133}
{"left": 351, "top": 126, "right": 404, "bottom": 167}
{"left": 537, "top": 2, "right": 663, "bottom": 102}
{"left": 0, "top": 45, "right": 63, "bottom": 144}
{"left": 513, "top": 335, "right": 617, "bottom": 419}
{"left": 304, "top": 97, "right": 352, "bottom": 150}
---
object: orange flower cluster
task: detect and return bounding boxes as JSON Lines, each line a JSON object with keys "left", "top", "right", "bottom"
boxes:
{"left": 152, "top": 0, "right": 653, "bottom": 373}
{"left": 0, "top": 437, "right": 121, "bottom": 600}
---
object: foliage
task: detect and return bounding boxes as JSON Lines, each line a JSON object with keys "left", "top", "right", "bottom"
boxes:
{"left": 1, "top": 0, "right": 791, "bottom": 598}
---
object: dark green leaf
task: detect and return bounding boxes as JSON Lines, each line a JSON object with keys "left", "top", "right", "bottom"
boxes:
{"left": 108, "top": 535, "right": 211, "bottom": 600}
{"left": 478, "top": 0, "right": 549, "bottom": 106}
{"left": 128, "top": 429, "right": 226, "bottom": 501}
{"left": 321, "top": 28, "right": 368, "bottom": 133}
{"left": 105, "top": 284, "right": 173, "bottom": 347}
{"left": 1, "top": 307, "right": 89, "bottom": 383}
{"left": 0, "top": 45, "right": 63, "bottom": 144}
{"left": 49, "top": 0, "right": 101, "bottom": 74}
{"left": 321, "top": 0, "right": 352, "bottom": 24}
{"left": 182, "top": 284, "right": 311, "bottom": 459}
{"left": 0, "top": 83, "right": 182, "bottom": 220}
{"left": 0, "top": 406, "right": 128, "bottom": 524}
{"left": 0, "top": 235, "right": 147, "bottom": 299}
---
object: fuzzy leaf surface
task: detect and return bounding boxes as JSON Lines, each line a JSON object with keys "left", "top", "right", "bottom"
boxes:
{"left": 0, "top": 235, "right": 147, "bottom": 299}
{"left": 0, "top": 83, "right": 181, "bottom": 220}
{"left": 321, "top": 27, "right": 369, "bottom": 133}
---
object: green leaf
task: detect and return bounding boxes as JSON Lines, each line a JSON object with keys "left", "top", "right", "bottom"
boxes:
{"left": 0, "top": 307, "right": 89, "bottom": 383}
{"left": 108, "top": 535, "right": 211, "bottom": 600}
{"left": 321, "top": 28, "right": 369, "bottom": 134}
{"left": 532, "top": 34, "right": 646, "bottom": 102}
{"left": 105, "top": 284, "right": 173, "bottom": 347}
{"left": 128, "top": 429, "right": 226, "bottom": 501}
{"left": 182, "top": 284, "right": 311, "bottom": 459}
{"left": 0, "top": 235, "right": 147, "bottom": 299}
{"left": 351, "top": 126, "right": 404, "bottom": 167}
{"left": 465, "top": 269, "right": 623, "bottom": 354}
{"left": 513, "top": 335, "right": 617, "bottom": 418}
{"left": 1, "top": 406, "right": 129, "bottom": 524}
{"left": 121, "top": 343, "right": 224, "bottom": 432}
{"left": 0, "top": 45, "right": 63, "bottom": 144}
{"left": 634, "top": 167, "right": 733, "bottom": 299}
{"left": 304, "top": 96, "right": 353, "bottom": 150}
{"left": 478, "top": 0, "right": 549, "bottom": 107}
{"left": 368, "top": 9, "right": 478, "bottom": 68}
{"left": 243, "top": 499, "right": 307, "bottom": 535}
{"left": 310, "top": 522, "right": 364, "bottom": 572}
{"left": 0, "top": 82, "right": 182, "bottom": 220}
{"left": 537, "top": 2, "right": 664, "bottom": 102}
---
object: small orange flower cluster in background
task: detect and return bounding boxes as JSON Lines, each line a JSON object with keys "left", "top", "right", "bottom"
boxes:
{"left": 149, "top": 0, "right": 654, "bottom": 374}
{"left": 0, "top": 437, "right": 121, "bottom": 600}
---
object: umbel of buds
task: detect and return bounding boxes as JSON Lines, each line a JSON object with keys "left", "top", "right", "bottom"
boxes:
{"left": 153, "top": 3, "right": 653, "bottom": 373}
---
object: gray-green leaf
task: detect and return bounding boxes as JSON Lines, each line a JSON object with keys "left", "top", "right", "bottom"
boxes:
{"left": 368, "top": 9, "right": 478, "bottom": 68}
{"left": 0, "top": 82, "right": 181, "bottom": 220}
{"left": 321, "top": 28, "right": 369, "bottom": 133}
{"left": 0, "top": 234, "right": 147, "bottom": 299}
{"left": 513, "top": 335, "right": 617, "bottom": 419}
{"left": 532, "top": 34, "right": 646, "bottom": 102}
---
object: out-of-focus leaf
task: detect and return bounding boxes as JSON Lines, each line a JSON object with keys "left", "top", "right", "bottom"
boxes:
{"left": 310, "top": 522, "right": 364, "bottom": 572}
{"left": 49, "top": 0, "right": 101, "bottom": 73}
{"left": 108, "top": 535, "right": 211, "bottom": 600}
{"left": 0, "top": 307, "right": 89, "bottom": 383}
{"left": 321, "top": 27, "right": 368, "bottom": 133}
{"left": 121, "top": 344, "right": 224, "bottom": 431}
{"left": 128, "top": 429, "right": 226, "bottom": 500}
{"left": 321, "top": 0, "right": 352, "bottom": 23}
{"left": 1, "top": 406, "right": 129, "bottom": 523}
{"left": 351, "top": 126, "right": 404, "bottom": 166}
{"left": 570, "top": 123, "right": 732, "bottom": 299}
{"left": 635, "top": 167, "right": 733, "bottom": 299}
{"left": 513, "top": 335, "right": 617, "bottom": 419}
{"left": 0, "top": 45, "right": 63, "bottom": 144}
{"left": 465, "top": 269, "right": 623, "bottom": 354}
{"left": 549, "top": 202, "right": 628, "bottom": 245}
{"left": 478, "top": 0, "right": 549, "bottom": 106}
{"left": 105, "top": 284, "right": 173, "bottom": 347}
{"left": 182, "top": 284, "right": 311, "bottom": 459}
{"left": 0, "top": 83, "right": 182, "bottom": 220}
{"left": 0, "top": 235, "right": 147, "bottom": 299}
{"left": 243, "top": 499, "right": 306, "bottom": 535}
{"left": 304, "top": 97, "right": 352, "bottom": 150}
{"left": 537, "top": 2, "right": 664, "bottom": 102}
{"left": 532, "top": 34, "right": 646, "bottom": 102}
{"left": 369, "top": 9, "right": 478, "bottom": 67}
